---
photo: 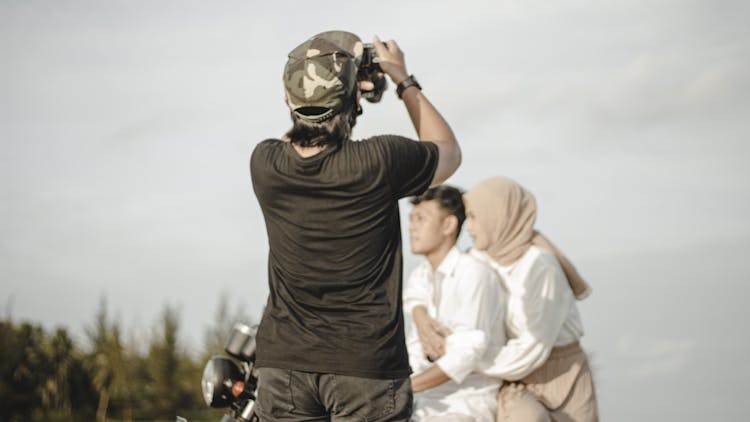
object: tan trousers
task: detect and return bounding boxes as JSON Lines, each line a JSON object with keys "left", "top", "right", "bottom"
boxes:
{"left": 496, "top": 342, "right": 598, "bottom": 422}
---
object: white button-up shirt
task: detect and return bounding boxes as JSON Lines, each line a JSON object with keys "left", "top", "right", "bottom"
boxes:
{"left": 404, "top": 247, "right": 506, "bottom": 422}
{"left": 472, "top": 245, "right": 585, "bottom": 381}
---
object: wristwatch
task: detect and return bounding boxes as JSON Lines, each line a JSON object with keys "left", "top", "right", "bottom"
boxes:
{"left": 396, "top": 74, "right": 422, "bottom": 99}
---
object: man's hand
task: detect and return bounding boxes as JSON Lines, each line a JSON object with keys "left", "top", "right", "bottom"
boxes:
{"left": 372, "top": 36, "right": 409, "bottom": 84}
{"left": 358, "top": 80, "right": 375, "bottom": 92}
{"left": 412, "top": 306, "right": 452, "bottom": 361}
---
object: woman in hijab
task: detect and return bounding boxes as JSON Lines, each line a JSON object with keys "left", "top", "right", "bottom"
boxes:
{"left": 463, "top": 176, "right": 598, "bottom": 421}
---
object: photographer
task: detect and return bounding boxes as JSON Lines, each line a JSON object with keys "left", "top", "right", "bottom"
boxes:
{"left": 249, "top": 31, "right": 461, "bottom": 421}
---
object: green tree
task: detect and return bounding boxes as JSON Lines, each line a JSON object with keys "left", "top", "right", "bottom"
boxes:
{"left": 145, "top": 304, "right": 183, "bottom": 419}
{"left": 1, "top": 297, "right": 247, "bottom": 421}
{"left": 40, "top": 328, "right": 75, "bottom": 415}
{"left": 1, "top": 318, "right": 97, "bottom": 421}
{"left": 86, "top": 297, "right": 128, "bottom": 422}
{"left": 0, "top": 319, "right": 37, "bottom": 420}
{"left": 14, "top": 323, "right": 47, "bottom": 420}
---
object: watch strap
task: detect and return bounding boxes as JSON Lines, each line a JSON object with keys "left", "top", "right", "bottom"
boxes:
{"left": 396, "top": 75, "right": 422, "bottom": 99}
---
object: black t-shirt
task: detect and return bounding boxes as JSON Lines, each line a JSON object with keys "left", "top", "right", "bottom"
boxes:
{"left": 250, "top": 135, "right": 439, "bottom": 379}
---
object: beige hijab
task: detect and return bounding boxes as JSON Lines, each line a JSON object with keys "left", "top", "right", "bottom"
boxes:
{"left": 464, "top": 176, "right": 592, "bottom": 300}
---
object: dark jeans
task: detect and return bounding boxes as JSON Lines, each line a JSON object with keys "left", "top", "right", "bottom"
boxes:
{"left": 254, "top": 367, "right": 413, "bottom": 422}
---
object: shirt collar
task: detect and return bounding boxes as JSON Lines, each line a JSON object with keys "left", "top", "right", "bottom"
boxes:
{"left": 470, "top": 248, "right": 517, "bottom": 275}
{"left": 435, "top": 246, "right": 462, "bottom": 278}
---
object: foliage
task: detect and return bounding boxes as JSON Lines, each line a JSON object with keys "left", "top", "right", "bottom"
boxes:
{"left": 0, "top": 296, "right": 251, "bottom": 422}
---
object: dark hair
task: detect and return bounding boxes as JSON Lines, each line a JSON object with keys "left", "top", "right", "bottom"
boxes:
{"left": 286, "top": 91, "right": 359, "bottom": 148}
{"left": 410, "top": 185, "right": 466, "bottom": 239}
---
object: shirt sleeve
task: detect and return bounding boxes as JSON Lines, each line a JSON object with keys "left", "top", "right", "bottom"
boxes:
{"left": 371, "top": 135, "right": 439, "bottom": 199}
{"left": 249, "top": 139, "right": 278, "bottom": 201}
{"left": 436, "top": 330, "right": 487, "bottom": 384}
{"left": 407, "top": 329, "right": 431, "bottom": 374}
{"left": 481, "top": 252, "right": 575, "bottom": 381}
{"left": 403, "top": 264, "right": 431, "bottom": 314}
{"left": 405, "top": 264, "right": 433, "bottom": 374}
{"left": 435, "top": 261, "right": 505, "bottom": 384}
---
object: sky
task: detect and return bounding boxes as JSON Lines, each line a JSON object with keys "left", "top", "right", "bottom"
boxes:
{"left": 2, "top": 0, "right": 749, "bottom": 420}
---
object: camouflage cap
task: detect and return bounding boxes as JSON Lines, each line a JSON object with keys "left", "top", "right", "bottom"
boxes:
{"left": 283, "top": 31, "right": 364, "bottom": 123}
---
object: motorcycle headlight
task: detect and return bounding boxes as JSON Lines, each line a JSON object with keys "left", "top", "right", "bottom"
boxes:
{"left": 201, "top": 356, "right": 244, "bottom": 408}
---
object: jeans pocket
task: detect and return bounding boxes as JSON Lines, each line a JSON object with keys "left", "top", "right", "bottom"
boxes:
{"left": 256, "top": 367, "right": 295, "bottom": 418}
{"left": 331, "top": 375, "right": 407, "bottom": 421}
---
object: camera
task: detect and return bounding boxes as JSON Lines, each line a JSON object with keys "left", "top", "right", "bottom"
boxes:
{"left": 358, "top": 43, "right": 388, "bottom": 103}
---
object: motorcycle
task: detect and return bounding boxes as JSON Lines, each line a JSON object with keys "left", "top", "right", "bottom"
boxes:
{"left": 198, "top": 323, "right": 260, "bottom": 422}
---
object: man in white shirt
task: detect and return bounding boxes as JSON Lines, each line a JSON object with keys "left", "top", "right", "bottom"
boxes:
{"left": 404, "top": 185, "right": 506, "bottom": 422}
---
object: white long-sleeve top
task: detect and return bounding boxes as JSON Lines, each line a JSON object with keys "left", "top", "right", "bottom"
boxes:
{"left": 404, "top": 247, "right": 506, "bottom": 422}
{"left": 472, "top": 245, "right": 584, "bottom": 381}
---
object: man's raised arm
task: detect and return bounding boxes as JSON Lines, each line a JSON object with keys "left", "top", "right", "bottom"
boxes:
{"left": 373, "top": 36, "right": 461, "bottom": 186}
